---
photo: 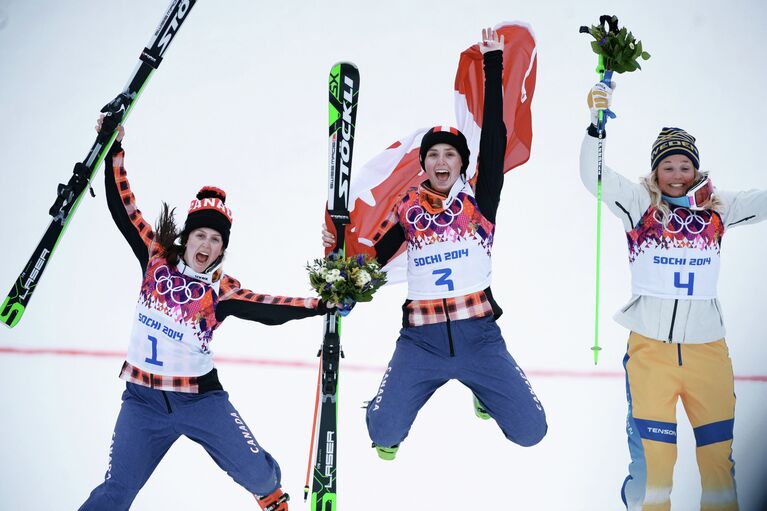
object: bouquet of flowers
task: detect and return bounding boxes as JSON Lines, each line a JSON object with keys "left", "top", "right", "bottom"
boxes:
{"left": 307, "top": 253, "right": 387, "bottom": 311}
{"left": 581, "top": 15, "right": 650, "bottom": 73}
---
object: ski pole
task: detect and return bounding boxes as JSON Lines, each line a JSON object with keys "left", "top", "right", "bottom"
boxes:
{"left": 304, "top": 352, "right": 323, "bottom": 501}
{"left": 580, "top": 15, "right": 618, "bottom": 365}
{"left": 580, "top": 15, "right": 649, "bottom": 364}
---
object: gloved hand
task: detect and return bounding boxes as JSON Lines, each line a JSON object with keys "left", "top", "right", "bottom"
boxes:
{"left": 587, "top": 82, "right": 616, "bottom": 126}
{"left": 95, "top": 113, "right": 124, "bottom": 142}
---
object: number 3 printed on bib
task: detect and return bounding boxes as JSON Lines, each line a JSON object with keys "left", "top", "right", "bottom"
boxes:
{"left": 432, "top": 268, "right": 455, "bottom": 291}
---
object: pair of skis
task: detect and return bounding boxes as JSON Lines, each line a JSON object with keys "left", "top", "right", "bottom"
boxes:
{"left": 303, "top": 62, "right": 360, "bottom": 510}
{"left": 1, "top": 1, "right": 359, "bottom": 507}
{"left": 0, "top": 0, "right": 199, "bottom": 328}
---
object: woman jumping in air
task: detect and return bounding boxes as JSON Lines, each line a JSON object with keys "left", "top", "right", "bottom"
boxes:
{"left": 323, "top": 28, "right": 547, "bottom": 462}
{"left": 80, "top": 117, "right": 332, "bottom": 511}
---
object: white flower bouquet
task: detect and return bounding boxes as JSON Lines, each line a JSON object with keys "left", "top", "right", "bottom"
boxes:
{"left": 307, "top": 253, "right": 387, "bottom": 308}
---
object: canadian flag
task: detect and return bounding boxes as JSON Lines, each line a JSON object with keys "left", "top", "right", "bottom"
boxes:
{"left": 328, "top": 22, "right": 537, "bottom": 284}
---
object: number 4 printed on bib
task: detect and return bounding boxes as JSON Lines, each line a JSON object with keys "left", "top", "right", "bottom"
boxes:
{"left": 674, "top": 271, "right": 695, "bottom": 296}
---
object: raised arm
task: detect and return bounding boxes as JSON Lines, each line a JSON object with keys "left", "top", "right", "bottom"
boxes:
{"left": 580, "top": 84, "right": 650, "bottom": 231}
{"left": 474, "top": 28, "right": 506, "bottom": 224}
{"left": 97, "top": 116, "right": 155, "bottom": 274}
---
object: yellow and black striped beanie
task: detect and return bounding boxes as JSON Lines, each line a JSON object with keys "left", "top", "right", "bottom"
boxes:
{"left": 650, "top": 127, "right": 700, "bottom": 170}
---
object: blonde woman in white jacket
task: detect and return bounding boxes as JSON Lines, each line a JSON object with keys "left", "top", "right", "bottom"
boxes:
{"left": 581, "top": 82, "right": 767, "bottom": 511}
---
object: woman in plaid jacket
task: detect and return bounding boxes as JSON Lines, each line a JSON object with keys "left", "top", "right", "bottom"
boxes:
{"left": 78, "top": 118, "right": 329, "bottom": 511}
{"left": 323, "top": 28, "right": 547, "bottom": 461}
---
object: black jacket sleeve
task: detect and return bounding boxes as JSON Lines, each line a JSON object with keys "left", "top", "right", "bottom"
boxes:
{"left": 373, "top": 222, "right": 407, "bottom": 267}
{"left": 474, "top": 50, "right": 507, "bottom": 224}
{"left": 216, "top": 299, "right": 327, "bottom": 324}
{"left": 215, "top": 275, "right": 328, "bottom": 324}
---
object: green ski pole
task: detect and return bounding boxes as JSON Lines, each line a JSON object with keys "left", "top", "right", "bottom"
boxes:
{"left": 580, "top": 15, "right": 650, "bottom": 364}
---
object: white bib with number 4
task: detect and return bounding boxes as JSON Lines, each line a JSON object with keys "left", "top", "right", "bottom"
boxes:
{"left": 627, "top": 206, "right": 724, "bottom": 300}
{"left": 630, "top": 246, "right": 720, "bottom": 299}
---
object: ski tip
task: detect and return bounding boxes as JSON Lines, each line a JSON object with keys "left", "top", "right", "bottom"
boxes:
{"left": 330, "top": 61, "right": 359, "bottom": 70}
{"left": 1, "top": 297, "right": 24, "bottom": 329}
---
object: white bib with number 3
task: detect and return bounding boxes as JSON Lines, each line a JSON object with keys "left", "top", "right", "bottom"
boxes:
{"left": 407, "top": 240, "right": 492, "bottom": 299}
{"left": 398, "top": 182, "right": 496, "bottom": 300}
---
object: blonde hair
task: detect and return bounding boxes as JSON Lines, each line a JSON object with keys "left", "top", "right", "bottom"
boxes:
{"left": 639, "top": 168, "right": 723, "bottom": 223}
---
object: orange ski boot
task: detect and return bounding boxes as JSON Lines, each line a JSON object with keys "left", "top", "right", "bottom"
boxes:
{"left": 256, "top": 488, "right": 289, "bottom": 511}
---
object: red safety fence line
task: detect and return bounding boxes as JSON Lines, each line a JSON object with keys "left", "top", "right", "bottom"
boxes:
{"left": 0, "top": 347, "right": 126, "bottom": 358}
{"left": 1, "top": 346, "right": 766, "bottom": 382}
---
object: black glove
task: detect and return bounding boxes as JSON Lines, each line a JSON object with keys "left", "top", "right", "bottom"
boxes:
{"left": 97, "top": 92, "right": 131, "bottom": 143}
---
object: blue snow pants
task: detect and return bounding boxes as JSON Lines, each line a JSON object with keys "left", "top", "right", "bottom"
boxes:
{"left": 366, "top": 315, "right": 547, "bottom": 448}
{"left": 79, "top": 382, "right": 281, "bottom": 510}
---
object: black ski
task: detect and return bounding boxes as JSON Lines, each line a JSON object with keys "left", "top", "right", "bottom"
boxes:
{"left": 305, "top": 62, "right": 360, "bottom": 511}
{"left": 0, "top": 0, "right": 198, "bottom": 328}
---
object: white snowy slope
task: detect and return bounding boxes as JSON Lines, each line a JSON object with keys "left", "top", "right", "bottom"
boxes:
{"left": 0, "top": 1, "right": 765, "bottom": 510}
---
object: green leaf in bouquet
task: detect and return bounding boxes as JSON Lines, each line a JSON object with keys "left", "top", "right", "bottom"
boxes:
{"left": 620, "top": 46, "right": 634, "bottom": 63}
{"left": 583, "top": 17, "right": 650, "bottom": 74}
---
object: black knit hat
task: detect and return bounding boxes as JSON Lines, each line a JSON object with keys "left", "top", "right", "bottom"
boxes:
{"left": 419, "top": 126, "right": 471, "bottom": 174}
{"left": 182, "top": 186, "right": 233, "bottom": 248}
{"left": 651, "top": 127, "right": 700, "bottom": 170}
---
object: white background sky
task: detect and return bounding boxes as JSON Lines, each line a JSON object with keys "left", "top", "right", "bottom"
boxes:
{"left": 1, "top": 1, "right": 765, "bottom": 510}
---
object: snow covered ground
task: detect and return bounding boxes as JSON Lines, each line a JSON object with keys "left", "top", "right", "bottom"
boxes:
{"left": 1, "top": 0, "right": 766, "bottom": 509}
{"left": 1, "top": 349, "right": 765, "bottom": 510}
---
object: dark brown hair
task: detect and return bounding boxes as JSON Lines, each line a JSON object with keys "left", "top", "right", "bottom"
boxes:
{"left": 154, "top": 202, "right": 226, "bottom": 270}
{"left": 154, "top": 202, "right": 187, "bottom": 265}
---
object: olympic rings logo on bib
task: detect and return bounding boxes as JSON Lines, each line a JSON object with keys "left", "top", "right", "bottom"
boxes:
{"left": 154, "top": 265, "right": 206, "bottom": 304}
{"left": 406, "top": 200, "right": 464, "bottom": 231}
{"left": 653, "top": 207, "right": 712, "bottom": 235}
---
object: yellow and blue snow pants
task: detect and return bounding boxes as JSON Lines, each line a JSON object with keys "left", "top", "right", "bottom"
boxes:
{"left": 622, "top": 332, "right": 737, "bottom": 511}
